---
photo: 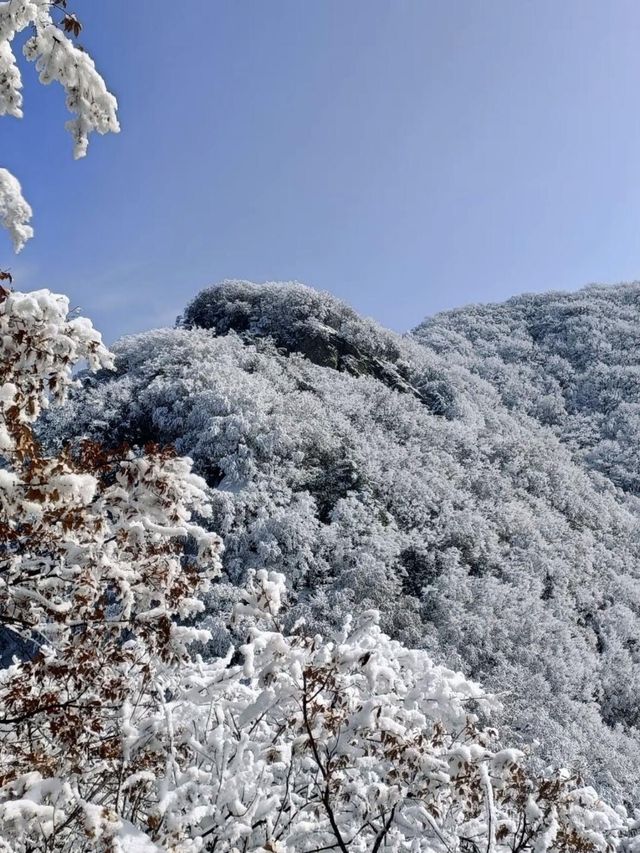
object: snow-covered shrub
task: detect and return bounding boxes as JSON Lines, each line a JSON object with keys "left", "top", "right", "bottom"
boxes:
{"left": 122, "top": 568, "right": 626, "bottom": 852}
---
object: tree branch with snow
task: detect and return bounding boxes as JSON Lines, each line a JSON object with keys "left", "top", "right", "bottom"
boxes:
{"left": 0, "top": 0, "right": 119, "bottom": 251}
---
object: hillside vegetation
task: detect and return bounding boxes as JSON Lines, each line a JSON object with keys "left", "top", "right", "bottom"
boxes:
{"left": 415, "top": 283, "right": 640, "bottom": 496}
{"left": 49, "top": 280, "right": 640, "bottom": 804}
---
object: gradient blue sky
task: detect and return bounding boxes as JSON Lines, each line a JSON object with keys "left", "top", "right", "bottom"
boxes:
{"left": 3, "top": 0, "right": 640, "bottom": 341}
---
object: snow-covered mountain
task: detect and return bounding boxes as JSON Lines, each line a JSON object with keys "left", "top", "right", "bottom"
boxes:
{"left": 49, "top": 280, "right": 640, "bottom": 804}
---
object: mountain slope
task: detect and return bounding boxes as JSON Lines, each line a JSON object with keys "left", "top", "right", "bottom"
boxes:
{"left": 414, "top": 283, "right": 640, "bottom": 496}
{"left": 49, "top": 280, "right": 640, "bottom": 804}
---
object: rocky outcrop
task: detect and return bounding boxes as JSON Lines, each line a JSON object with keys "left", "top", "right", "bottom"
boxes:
{"left": 180, "top": 280, "right": 435, "bottom": 406}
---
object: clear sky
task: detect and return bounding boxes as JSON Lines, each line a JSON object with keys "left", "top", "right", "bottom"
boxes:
{"left": 3, "top": 0, "right": 640, "bottom": 341}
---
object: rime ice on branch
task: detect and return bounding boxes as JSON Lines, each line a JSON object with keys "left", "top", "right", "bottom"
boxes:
{"left": 0, "top": 0, "right": 119, "bottom": 250}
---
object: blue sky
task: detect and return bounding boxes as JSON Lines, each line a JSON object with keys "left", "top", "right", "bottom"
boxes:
{"left": 3, "top": 0, "right": 640, "bottom": 341}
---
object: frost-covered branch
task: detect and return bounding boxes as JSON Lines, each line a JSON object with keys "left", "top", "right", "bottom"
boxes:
{"left": 0, "top": 169, "right": 33, "bottom": 252}
{"left": 0, "top": 0, "right": 119, "bottom": 250}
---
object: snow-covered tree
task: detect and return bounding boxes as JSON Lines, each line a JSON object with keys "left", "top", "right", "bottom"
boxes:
{"left": 0, "top": 286, "right": 221, "bottom": 848}
{"left": 0, "top": 0, "right": 119, "bottom": 251}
